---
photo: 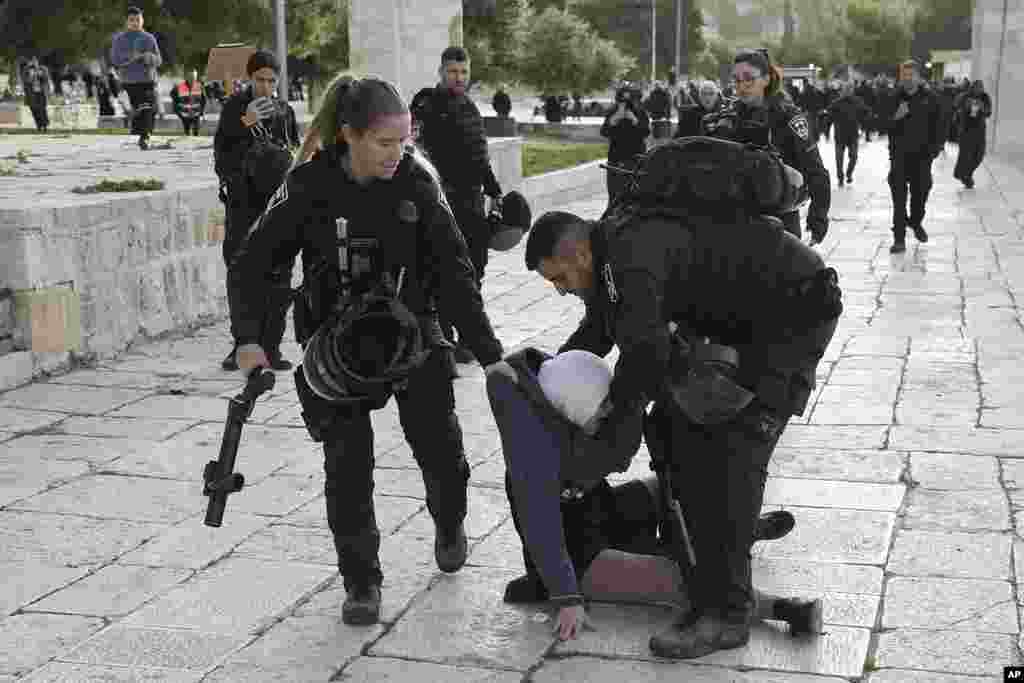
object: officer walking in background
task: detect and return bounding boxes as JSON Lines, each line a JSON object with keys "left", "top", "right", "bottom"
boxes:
{"left": 877, "top": 61, "right": 944, "bottom": 254}
{"left": 674, "top": 80, "right": 726, "bottom": 139}
{"left": 109, "top": 6, "right": 162, "bottom": 150}
{"left": 412, "top": 46, "right": 505, "bottom": 365}
{"left": 214, "top": 49, "right": 299, "bottom": 371}
{"left": 171, "top": 68, "right": 206, "bottom": 136}
{"left": 232, "top": 76, "right": 504, "bottom": 627}
{"left": 521, "top": 197, "right": 841, "bottom": 657}
{"left": 705, "top": 49, "right": 831, "bottom": 243}
{"left": 826, "top": 81, "right": 872, "bottom": 187}
{"left": 953, "top": 80, "right": 992, "bottom": 189}
{"left": 20, "top": 58, "right": 51, "bottom": 132}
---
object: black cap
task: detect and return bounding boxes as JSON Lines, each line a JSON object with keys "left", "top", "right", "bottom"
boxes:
{"left": 246, "top": 49, "right": 280, "bottom": 76}
{"left": 489, "top": 191, "right": 531, "bottom": 252}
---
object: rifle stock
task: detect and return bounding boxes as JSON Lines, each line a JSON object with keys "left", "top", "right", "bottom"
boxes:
{"left": 203, "top": 368, "right": 276, "bottom": 527}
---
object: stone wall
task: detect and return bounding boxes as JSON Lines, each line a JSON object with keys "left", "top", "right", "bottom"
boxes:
{"left": 0, "top": 137, "right": 537, "bottom": 390}
{"left": 972, "top": 0, "right": 1024, "bottom": 159}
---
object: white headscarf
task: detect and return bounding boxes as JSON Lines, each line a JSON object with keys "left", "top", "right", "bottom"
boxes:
{"left": 537, "top": 350, "right": 612, "bottom": 428}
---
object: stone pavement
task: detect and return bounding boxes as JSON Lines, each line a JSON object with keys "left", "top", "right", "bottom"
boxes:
{"left": 1, "top": 137, "right": 1023, "bottom": 682}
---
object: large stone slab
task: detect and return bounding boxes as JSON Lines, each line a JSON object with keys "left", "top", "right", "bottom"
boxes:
{"left": 0, "top": 510, "right": 163, "bottom": 567}
{"left": 226, "top": 473, "right": 322, "bottom": 518}
{"left": 29, "top": 564, "right": 192, "bottom": 617}
{"left": 866, "top": 671, "right": 1002, "bottom": 683}
{"left": 203, "top": 615, "right": 380, "bottom": 682}
{"left": 370, "top": 567, "right": 555, "bottom": 671}
{"left": 232, "top": 524, "right": 337, "bottom": 566}
{"left": 0, "top": 452, "right": 88, "bottom": 507}
{"left": 119, "top": 513, "right": 269, "bottom": 570}
{"left": 753, "top": 507, "right": 896, "bottom": 565}
{"left": 0, "top": 562, "right": 92, "bottom": 617}
{"left": 768, "top": 448, "right": 906, "bottom": 483}
{"left": 554, "top": 604, "right": 871, "bottom": 678}
{"left": 59, "top": 625, "right": 246, "bottom": 672}
{"left": 909, "top": 452, "right": 1001, "bottom": 489}
{"left": 763, "top": 478, "right": 905, "bottom": 511}
{"left": 54, "top": 416, "right": 195, "bottom": 441}
{"left": 398, "top": 485, "right": 510, "bottom": 540}
{"left": 532, "top": 657, "right": 851, "bottom": 682}
{"left": 105, "top": 395, "right": 233, "bottom": 421}
{"left": 902, "top": 488, "right": 1010, "bottom": 531}
{"left": 294, "top": 532, "right": 435, "bottom": 624}
{"left": 10, "top": 475, "right": 198, "bottom": 524}
{"left": 469, "top": 519, "right": 523, "bottom": 571}
{"left": 0, "top": 613, "right": 105, "bottom": 677}
{"left": 0, "top": 406, "right": 64, "bottom": 432}
{"left": 887, "top": 530, "right": 1012, "bottom": 579}
{"left": 281, "top": 494, "right": 422, "bottom": 536}
{"left": 123, "top": 557, "right": 335, "bottom": 634}
{"left": 776, "top": 425, "right": 888, "bottom": 450}
{"left": 0, "top": 433, "right": 151, "bottom": 465}
{"left": 23, "top": 663, "right": 202, "bottom": 682}
{"left": 752, "top": 557, "right": 884, "bottom": 595}
{"left": 874, "top": 629, "right": 1021, "bottom": 675}
{"left": 883, "top": 577, "right": 1017, "bottom": 633}
{"left": 339, "top": 657, "right": 522, "bottom": 683}
{"left": 0, "top": 382, "right": 148, "bottom": 415}
{"left": 889, "top": 425, "right": 1024, "bottom": 455}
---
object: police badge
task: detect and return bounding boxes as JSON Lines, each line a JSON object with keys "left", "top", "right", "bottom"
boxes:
{"left": 788, "top": 115, "right": 810, "bottom": 141}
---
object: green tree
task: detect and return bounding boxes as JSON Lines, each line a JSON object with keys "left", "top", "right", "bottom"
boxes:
{"left": 571, "top": 0, "right": 705, "bottom": 81}
{"left": 463, "top": 0, "right": 530, "bottom": 85}
{"left": 516, "top": 6, "right": 633, "bottom": 94}
{"left": 843, "top": 0, "right": 912, "bottom": 66}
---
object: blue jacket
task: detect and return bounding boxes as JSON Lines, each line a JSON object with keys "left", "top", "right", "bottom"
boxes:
{"left": 110, "top": 30, "right": 162, "bottom": 84}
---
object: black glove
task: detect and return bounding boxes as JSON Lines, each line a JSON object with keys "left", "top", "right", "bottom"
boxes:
{"left": 808, "top": 218, "right": 828, "bottom": 245}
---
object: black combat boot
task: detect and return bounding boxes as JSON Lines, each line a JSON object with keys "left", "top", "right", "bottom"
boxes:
{"left": 342, "top": 583, "right": 382, "bottom": 626}
{"left": 435, "top": 521, "right": 468, "bottom": 573}
{"left": 911, "top": 224, "right": 929, "bottom": 243}
{"left": 503, "top": 573, "right": 549, "bottom": 603}
{"left": 649, "top": 608, "right": 751, "bottom": 659}
{"left": 774, "top": 596, "right": 824, "bottom": 636}
{"left": 754, "top": 510, "right": 795, "bottom": 542}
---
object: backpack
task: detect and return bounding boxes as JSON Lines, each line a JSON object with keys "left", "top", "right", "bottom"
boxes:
{"left": 616, "top": 135, "right": 801, "bottom": 217}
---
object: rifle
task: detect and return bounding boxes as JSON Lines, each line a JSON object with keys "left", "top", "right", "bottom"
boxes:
{"left": 203, "top": 368, "right": 276, "bottom": 527}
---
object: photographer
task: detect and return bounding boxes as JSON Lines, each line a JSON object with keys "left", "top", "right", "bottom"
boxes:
{"left": 600, "top": 87, "right": 650, "bottom": 207}
{"left": 214, "top": 50, "right": 299, "bottom": 372}
{"left": 487, "top": 348, "right": 822, "bottom": 641}
{"left": 522, "top": 203, "right": 840, "bottom": 657}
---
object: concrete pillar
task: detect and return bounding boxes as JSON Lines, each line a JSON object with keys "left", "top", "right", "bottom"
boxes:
{"left": 349, "top": 0, "right": 463, "bottom": 103}
{"left": 972, "top": 0, "right": 1024, "bottom": 159}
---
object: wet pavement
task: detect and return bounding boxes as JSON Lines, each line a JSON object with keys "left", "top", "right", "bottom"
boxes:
{"left": 0, "top": 136, "right": 1022, "bottom": 681}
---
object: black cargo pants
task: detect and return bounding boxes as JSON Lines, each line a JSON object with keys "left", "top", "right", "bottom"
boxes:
{"left": 439, "top": 186, "right": 488, "bottom": 344}
{"left": 294, "top": 348, "right": 470, "bottom": 590}
{"left": 888, "top": 150, "right": 934, "bottom": 239}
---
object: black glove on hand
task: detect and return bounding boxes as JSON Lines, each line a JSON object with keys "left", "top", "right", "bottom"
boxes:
{"left": 808, "top": 218, "right": 828, "bottom": 245}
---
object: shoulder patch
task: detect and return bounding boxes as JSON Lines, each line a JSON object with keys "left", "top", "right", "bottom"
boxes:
{"left": 788, "top": 115, "right": 810, "bottom": 141}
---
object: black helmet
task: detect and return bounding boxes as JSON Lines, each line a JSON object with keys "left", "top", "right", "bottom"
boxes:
{"left": 488, "top": 190, "right": 532, "bottom": 251}
{"left": 302, "top": 295, "right": 430, "bottom": 402}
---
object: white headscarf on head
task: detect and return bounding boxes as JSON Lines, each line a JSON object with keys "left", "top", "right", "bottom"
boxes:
{"left": 537, "top": 350, "right": 613, "bottom": 428}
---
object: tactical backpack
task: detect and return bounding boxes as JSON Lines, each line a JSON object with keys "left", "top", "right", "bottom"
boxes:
{"left": 606, "top": 135, "right": 805, "bottom": 220}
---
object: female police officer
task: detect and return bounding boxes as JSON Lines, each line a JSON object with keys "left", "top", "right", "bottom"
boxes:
{"left": 705, "top": 49, "right": 831, "bottom": 243}
{"left": 232, "top": 75, "right": 503, "bottom": 626}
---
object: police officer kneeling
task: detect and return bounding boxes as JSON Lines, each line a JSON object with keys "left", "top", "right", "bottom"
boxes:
{"left": 521, "top": 139, "right": 842, "bottom": 657}
{"left": 232, "top": 76, "right": 504, "bottom": 626}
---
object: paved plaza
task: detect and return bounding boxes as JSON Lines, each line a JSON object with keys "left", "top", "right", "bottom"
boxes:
{"left": 1, "top": 136, "right": 1023, "bottom": 681}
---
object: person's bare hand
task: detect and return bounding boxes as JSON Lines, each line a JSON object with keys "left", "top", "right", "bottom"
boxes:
{"left": 236, "top": 344, "right": 269, "bottom": 373}
{"left": 554, "top": 604, "right": 593, "bottom": 641}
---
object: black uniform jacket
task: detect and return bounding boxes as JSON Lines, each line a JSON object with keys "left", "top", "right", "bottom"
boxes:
{"left": 412, "top": 86, "right": 502, "bottom": 197}
{"left": 826, "top": 94, "right": 872, "bottom": 141}
{"left": 228, "top": 145, "right": 503, "bottom": 366}
{"left": 707, "top": 95, "right": 831, "bottom": 231}
{"left": 214, "top": 88, "right": 299, "bottom": 184}
{"left": 876, "top": 87, "right": 944, "bottom": 158}
{"left": 559, "top": 214, "right": 836, "bottom": 418}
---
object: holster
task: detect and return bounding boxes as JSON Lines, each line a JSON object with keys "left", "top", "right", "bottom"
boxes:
{"left": 665, "top": 335, "right": 755, "bottom": 426}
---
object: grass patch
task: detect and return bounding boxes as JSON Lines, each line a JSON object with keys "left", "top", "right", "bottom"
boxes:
{"left": 72, "top": 178, "right": 166, "bottom": 194}
{"left": 522, "top": 137, "right": 606, "bottom": 177}
{"left": 0, "top": 162, "right": 15, "bottom": 176}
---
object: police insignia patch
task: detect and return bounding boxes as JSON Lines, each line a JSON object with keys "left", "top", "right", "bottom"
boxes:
{"left": 265, "top": 181, "right": 288, "bottom": 213}
{"left": 789, "top": 115, "right": 810, "bottom": 141}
